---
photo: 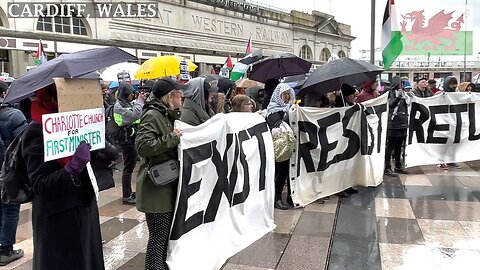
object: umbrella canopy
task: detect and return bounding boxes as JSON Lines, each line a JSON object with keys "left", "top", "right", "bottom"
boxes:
{"left": 5, "top": 47, "right": 136, "bottom": 103}
{"left": 249, "top": 52, "right": 312, "bottom": 83}
{"left": 298, "top": 57, "right": 383, "bottom": 96}
{"left": 235, "top": 78, "right": 264, "bottom": 89}
{"left": 100, "top": 62, "right": 140, "bottom": 81}
{"left": 135, "top": 55, "right": 198, "bottom": 80}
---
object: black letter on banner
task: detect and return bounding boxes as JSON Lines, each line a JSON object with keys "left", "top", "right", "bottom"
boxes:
{"left": 170, "top": 142, "right": 212, "bottom": 240}
{"left": 408, "top": 102, "right": 430, "bottom": 144}
{"left": 247, "top": 123, "right": 269, "bottom": 191}
{"left": 365, "top": 104, "right": 387, "bottom": 153}
{"left": 426, "top": 105, "right": 449, "bottom": 144}
{"left": 317, "top": 113, "right": 340, "bottom": 171}
{"left": 450, "top": 104, "right": 468, "bottom": 143}
{"left": 204, "top": 135, "right": 238, "bottom": 223}
{"left": 297, "top": 121, "right": 318, "bottom": 176}
{"left": 335, "top": 105, "right": 361, "bottom": 162}
{"left": 468, "top": 103, "right": 480, "bottom": 141}
{"left": 360, "top": 105, "right": 375, "bottom": 155}
{"left": 232, "top": 130, "right": 250, "bottom": 205}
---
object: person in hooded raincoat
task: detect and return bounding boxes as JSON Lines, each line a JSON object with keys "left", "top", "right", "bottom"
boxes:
{"left": 384, "top": 76, "right": 410, "bottom": 176}
{"left": 356, "top": 78, "right": 379, "bottom": 103}
{"left": 181, "top": 77, "right": 212, "bottom": 126}
{"left": 113, "top": 83, "right": 146, "bottom": 204}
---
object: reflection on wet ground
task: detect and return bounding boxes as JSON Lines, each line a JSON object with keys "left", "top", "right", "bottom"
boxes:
{"left": 8, "top": 161, "right": 480, "bottom": 269}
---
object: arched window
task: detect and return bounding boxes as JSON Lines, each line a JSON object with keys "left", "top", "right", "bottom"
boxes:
{"left": 338, "top": 50, "right": 346, "bottom": 58}
{"left": 36, "top": 6, "right": 88, "bottom": 36}
{"left": 299, "top": 45, "right": 313, "bottom": 60}
{"left": 321, "top": 48, "right": 331, "bottom": 62}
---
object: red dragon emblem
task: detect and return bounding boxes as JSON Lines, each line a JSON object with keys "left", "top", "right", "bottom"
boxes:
{"left": 400, "top": 10, "right": 464, "bottom": 51}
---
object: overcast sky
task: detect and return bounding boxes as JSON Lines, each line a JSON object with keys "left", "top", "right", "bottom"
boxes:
{"left": 253, "top": 0, "right": 479, "bottom": 60}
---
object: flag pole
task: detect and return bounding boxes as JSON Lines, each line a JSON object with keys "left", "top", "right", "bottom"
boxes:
{"left": 463, "top": 0, "right": 467, "bottom": 82}
{"left": 370, "top": 0, "right": 376, "bottom": 64}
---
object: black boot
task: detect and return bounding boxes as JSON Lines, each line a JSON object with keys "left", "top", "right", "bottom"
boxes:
{"left": 274, "top": 199, "right": 288, "bottom": 210}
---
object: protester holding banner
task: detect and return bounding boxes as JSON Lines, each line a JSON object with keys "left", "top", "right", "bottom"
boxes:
{"left": 412, "top": 78, "right": 433, "bottom": 98}
{"left": 181, "top": 77, "right": 212, "bottom": 126}
{"left": 232, "top": 94, "right": 254, "bottom": 112}
{"left": 135, "top": 78, "right": 184, "bottom": 270}
{"left": 356, "top": 78, "right": 379, "bottom": 103}
{"left": 335, "top": 84, "right": 357, "bottom": 107}
{"left": 384, "top": 76, "right": 410, "bottom": 176}
{"left": 266, "top": 83, "right": 295, "bottom": 210}
{"left": 246, "top": 86, "right": 264, "bottom": 112}
{"left": 427, "top": 79, "right": 441, "bottom": 94}
{"left": 113, "top": 83, "right": 146, "bottom": 205}
{"left": 21, "top": 86, "right": 104, "bottom": 270}
{"left": 442, "top": 76, "right": 458, "bottom": 93}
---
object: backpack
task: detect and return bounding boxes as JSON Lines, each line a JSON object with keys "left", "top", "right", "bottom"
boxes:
{"left": 0, "top": 127, "right": 32, "bottom": 204}
{"left": 105, "top": 104, "right": 121, "bottom": 143}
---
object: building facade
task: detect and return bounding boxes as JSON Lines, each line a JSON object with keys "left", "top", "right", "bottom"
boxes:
{"left": 0, "top": 0, "right": 354, "bottom": 78}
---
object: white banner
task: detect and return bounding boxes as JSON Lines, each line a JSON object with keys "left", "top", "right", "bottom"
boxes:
{"left": 41, "top": 108, "right": 105, "bottom": 162}
{"left": 405, "top": 92, "right": 480, "bottom": 167}
{"left": 167, "top": 113, "right": 276, "bottom": 270}
{"left": 290, "top": 95, "right": 389, "bottom": 207}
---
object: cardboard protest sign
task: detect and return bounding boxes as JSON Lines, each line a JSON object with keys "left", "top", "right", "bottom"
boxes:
{"left": 42, "top": 108, "right": 105, "bottom": 162}
{"left": 54, "top": 78, "right": 103, "bottom": 112}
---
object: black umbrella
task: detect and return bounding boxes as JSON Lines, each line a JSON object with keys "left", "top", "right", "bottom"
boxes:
{"left": 5, "top": 47, "right": 136, "bottom": 102}
{"left": 297, "top": 57, "right": 383, "bottom": 96}
{"left": 249, "top": 53, "right": 312, "bottom": 83}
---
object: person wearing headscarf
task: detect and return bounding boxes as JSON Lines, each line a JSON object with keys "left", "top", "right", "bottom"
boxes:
{"left": 135, "top": 78, "right": 184, "bottom": 270}
{"left": 384, "top": 76, "right": 410, "bottom": 176}
{"left": 262, "top": 78, "right": 280, "bottom": 110}
{"left": 181, "top": 77, "right": 211, "bottom": 126}
{"left": 113, "top": 83, "right": 146, "bottom": 204}
{"left": 21, "top": 85, "right": 104, "bottom": 270}
{"left": 266, "top": 83, "right": 295, "bottom": 210}
{"left": 335, "top": 83, "right": 357, "bottom": 107}
{"left": 356, "top": 78, "right": 379, "bottom": 103}
{"left": 231, "top": 94, "right": 254, "bottom": 112}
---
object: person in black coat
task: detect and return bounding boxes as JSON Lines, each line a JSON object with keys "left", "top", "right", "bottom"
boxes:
{"left": 384, "top": 76, "right": 409, "bottom": 176}
{"left": 21, "top": 86, "right": 104, "bottom": 270}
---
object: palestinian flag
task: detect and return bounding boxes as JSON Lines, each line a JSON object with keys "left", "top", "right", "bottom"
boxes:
{"left": 245, "top": 35, "right": 252, "bottom": 56}
{"left": 381, "top": 0, "right": 403, "bottom": 70}
{"left": 223, "top": 55, "right": 234, "bottom": 70}
{"left": 230, "top": 62, "right": 249, "bottom": 81}
{"left": 239, "top": 49, "right": 263, "bottom": 65}
{"left": 34, "top": 40, "right": 48, "bottom": 65}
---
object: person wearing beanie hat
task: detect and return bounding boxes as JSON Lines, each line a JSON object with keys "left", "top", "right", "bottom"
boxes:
{"left": 412, "top": 77, "right": 433, "bottom": 98}
{"left": 356, "top": 78, "right": 379, "bottom": 103}
{"left": 134, "top": 77, "right": 184, "bottom": 270}
{"left": 335, "top": 83, "right": 357, "bottom": 107}
{"left": 113, "top": 82, "right": 147, "bottom": 204}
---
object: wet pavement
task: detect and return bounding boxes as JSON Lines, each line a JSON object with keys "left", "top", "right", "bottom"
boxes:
{"left": 6, "top": 161, "right": 480, "bottom": 269}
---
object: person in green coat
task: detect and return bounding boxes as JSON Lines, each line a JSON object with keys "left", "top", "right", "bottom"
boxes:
{"left": 135, "top": 78, "right": 185, "bottom": 270}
